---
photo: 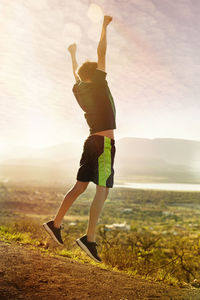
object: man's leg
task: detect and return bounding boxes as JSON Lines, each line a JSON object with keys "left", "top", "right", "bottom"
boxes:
{"left": 43, "top": 181, "right": 88, "bottom": 245}
{"left": 86, "top": 185, "right": 109, "bottom": 242}
{"left": 76, "top": 185, "right": 108, "bottom": 262}
{"left": 43, "top": 181, "right": 89, "bottom": 245}
{"left": 54, "top": 180, "right": 89, "bottom": 228}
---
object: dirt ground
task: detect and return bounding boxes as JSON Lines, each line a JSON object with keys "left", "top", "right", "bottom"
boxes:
{"left": 0, "top": 240, "right": 200, "bottom": 300}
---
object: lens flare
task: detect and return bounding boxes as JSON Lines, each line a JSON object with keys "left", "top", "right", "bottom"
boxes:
{"left": 87, "top": 3, "right": 103, "bottom": 23}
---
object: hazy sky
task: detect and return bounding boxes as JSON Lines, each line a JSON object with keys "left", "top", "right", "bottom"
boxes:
{"left": 1, "top": 0, "right": 200, "bottom": 150}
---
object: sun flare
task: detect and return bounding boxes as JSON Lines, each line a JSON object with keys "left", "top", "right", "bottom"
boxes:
{"left": 87, "top": 3, "right": 103, "bottom": 23}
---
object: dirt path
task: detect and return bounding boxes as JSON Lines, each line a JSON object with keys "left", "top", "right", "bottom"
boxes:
{"left": 0, "top": 240, "right": 199, "bottom": 300}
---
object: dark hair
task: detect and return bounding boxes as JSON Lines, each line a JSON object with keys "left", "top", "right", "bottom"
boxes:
{"left": 78, "top": 61, "right": 97, "bottom": 81}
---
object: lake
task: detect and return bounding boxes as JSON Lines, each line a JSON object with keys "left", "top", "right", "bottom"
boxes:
{"left": 115, "top": 182, "right": 200, "bottom": 192}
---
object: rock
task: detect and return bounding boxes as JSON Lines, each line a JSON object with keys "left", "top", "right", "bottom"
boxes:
{"left": 191, "top": 279, "right": 200, "bottom": 288}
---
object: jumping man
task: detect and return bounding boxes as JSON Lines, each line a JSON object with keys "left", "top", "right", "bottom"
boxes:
{"left": 43, "top": 15, "right": 116, "bottom": 263}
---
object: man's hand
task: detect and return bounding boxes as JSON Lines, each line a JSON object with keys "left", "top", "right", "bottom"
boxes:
{"left": 97, "top": 16, "right": 112, "bottom": 71}
{"left": 68, "top": 43, "right": 77, "bottom": 54}
{"left": 103, "top": 16, "right": 112, "bottom": 27}
{"left": 68, "top": 43, "right": 79, "bottom": 81}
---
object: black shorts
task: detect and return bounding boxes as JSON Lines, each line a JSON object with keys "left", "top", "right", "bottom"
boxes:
{"left": 77, "top": 135, "right": 116, "bottom": 188}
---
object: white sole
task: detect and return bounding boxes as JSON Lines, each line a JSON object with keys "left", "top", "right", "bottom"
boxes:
{"left": 43, "top": 223, "right": 63, "bottom": 246}
{"left": 76, "top": 238, "right": 101, "bottom": 263}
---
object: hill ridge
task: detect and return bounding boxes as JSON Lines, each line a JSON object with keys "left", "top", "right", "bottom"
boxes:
{"left": 0, "top": 240, "right": 198, "bottom": 300}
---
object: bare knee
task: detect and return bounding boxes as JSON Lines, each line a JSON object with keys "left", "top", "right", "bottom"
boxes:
{"left": 71, "top": 181, "right": 88, "bottom": 196}
{"left": 105, "top": 188, "right": 109, "bottom": 198}
{"left": 96, "top": 186, "right": 109, "bottom": 200}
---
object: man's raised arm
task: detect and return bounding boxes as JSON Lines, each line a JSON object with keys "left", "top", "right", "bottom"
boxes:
{"left": 68, "top": 43, "right": 79, "bottom": 82}
{"left": 97, "top": 16, "right": 112, "bottom": 72}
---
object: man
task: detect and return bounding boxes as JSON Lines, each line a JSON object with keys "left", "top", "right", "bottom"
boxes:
{"left": 43, "top": 15, "right": 116, "bottom": 263}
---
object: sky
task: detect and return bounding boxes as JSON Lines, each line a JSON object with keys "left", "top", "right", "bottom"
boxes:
{"left": 0, "top": 0, "right": 200, "bottom": 151}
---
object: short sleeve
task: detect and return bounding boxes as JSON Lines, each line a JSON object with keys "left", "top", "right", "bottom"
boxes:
{"left": 92, "top": 69, "right": 107, "bottom": 83}
{"left": 75, "top": 79, "right": 81, "bottom": 85}
{"left": 72, "top": 79, "right": 80, "bottom": 91}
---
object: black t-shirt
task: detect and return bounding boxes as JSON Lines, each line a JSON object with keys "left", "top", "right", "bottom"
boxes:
{"left": 72, "top": 69, "right": 116, "bottom": 134}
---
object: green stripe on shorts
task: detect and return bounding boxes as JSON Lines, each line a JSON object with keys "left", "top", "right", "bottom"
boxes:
{"left": 98, "top": 137, "right": 112, "bottom": 187}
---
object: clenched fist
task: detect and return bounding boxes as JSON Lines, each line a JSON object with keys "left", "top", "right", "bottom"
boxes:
{"left": 68, "top": 43, "right": 77, "bottom": 54}
{"left": 103, "top": 16, "right": 112, "bottom": 26}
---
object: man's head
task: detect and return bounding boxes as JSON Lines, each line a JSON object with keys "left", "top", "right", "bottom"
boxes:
{"left": 78, "top": 61, "right": 97, "bottom": 82}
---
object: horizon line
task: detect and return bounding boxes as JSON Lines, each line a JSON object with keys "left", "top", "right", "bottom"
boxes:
{"left": 1, "top": 136, "right": 200, "bottom": 150}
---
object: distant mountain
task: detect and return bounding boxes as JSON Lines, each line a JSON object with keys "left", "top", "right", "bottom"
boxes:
{"left": 0, "top": 138, "right": 199, "bottom": 185}
{"left": 116, "top": 138, "right": 200, "bottom": 166}
{"left": 0, "top": 142, "right": 82, "bottom": 163}
{"left": 115, "top": 138, "right": 200, "bottom": 184}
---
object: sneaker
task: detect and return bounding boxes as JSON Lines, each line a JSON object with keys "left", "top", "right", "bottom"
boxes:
{"left": 76, "top": 235, "right": 102, "bottom": 263}
{"left": 43, "top": 220, "right": 63, "bottom": 246}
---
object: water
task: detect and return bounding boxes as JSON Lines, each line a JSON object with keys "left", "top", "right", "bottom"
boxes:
{"left": 115, "top": 182, "right": 200, "bottom": 192}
